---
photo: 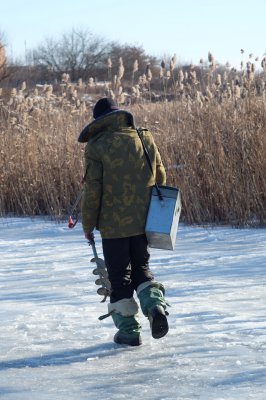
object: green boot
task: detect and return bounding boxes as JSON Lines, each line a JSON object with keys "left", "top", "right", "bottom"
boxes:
{"left": 137, "top": 281, "right": 169, "bottom": 339}
{"left": 108, "top": 298, "right": 142, "bottom": 346}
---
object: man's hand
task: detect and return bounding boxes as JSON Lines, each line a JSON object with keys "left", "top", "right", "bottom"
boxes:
{"left": 85, "top": 232, "right": 95, "bottom": 241}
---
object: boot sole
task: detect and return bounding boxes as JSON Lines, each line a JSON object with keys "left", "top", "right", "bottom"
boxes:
{"left": 149, "top": 306, "right": 169, "bottom": 339}
{"left": 114, "top": 332, "right": 142, "bottom": 346}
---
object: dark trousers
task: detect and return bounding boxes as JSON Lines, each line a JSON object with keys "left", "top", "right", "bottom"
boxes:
{"left": 102, "top": 234, "right": 154, "bottom": 303}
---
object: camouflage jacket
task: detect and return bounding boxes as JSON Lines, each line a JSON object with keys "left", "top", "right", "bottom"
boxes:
{"left": 79, "top": 110, "right": 166, "bottom": 238}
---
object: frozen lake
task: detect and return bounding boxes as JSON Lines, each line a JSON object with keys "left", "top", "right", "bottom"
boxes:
{"left": 0, "top": 218, "right": 265, "bottom": 399}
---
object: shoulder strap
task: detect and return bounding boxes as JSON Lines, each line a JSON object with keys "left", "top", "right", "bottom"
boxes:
{"left": 136, "top": 128, "right": 163, "bottom": 201}
{"left": 136, "top": 128, "right": 154, "bottom": 175}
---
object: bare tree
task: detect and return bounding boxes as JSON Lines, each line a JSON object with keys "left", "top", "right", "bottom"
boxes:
{"left": 32, "top": 28, "right": 110, "bottom": 81}
{"left": 108, "top": 43, "right": 158, "bottom": 82}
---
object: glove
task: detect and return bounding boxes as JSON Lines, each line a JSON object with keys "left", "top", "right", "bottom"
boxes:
{"left": 85, "top": 232, "right": 94, "bottom": 241}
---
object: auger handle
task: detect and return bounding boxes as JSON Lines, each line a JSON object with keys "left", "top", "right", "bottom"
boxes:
{"left": 88, "top": 237, "right": 98, "bottom": 259}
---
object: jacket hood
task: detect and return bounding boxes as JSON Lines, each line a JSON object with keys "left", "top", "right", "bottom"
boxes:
{"left": 78, "top": 110, "right": 135, "bottom": 143}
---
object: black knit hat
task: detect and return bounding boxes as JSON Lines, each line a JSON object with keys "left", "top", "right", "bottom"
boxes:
{"left": 93, "top": 97, "right": 119, "bottom": 119}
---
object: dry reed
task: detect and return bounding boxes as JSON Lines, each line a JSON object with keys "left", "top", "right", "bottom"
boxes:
{"left": 1, "top": 53, "right": 265, "bottom": 226}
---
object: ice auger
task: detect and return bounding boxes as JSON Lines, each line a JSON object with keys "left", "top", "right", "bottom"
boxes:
{"left": 88, "top": 236, "right": 111, "bottom": 302}
{"left": 68, "top": 193, "right": 111, "bottom": 302}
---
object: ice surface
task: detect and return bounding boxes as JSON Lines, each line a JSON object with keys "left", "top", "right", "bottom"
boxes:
{"left": 0, "top": 218, "right": 265, "bottom": 399}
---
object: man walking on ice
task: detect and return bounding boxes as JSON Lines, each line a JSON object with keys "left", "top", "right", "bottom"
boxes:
{"left": 78, "top": 97, "right": 169, "bottom": 346}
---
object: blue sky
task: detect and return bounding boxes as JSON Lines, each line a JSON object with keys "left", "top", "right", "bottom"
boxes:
{"left": 1, "top": 0, "right": 266, "bottom": 68}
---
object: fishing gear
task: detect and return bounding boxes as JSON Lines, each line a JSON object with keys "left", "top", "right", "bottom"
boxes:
{"left": 67, "top": 171, "right": 110, "bottom": 302}
{"left": 68, "top": 171, "right": 88, "bottom": 229}
{"left": 88, "top": 235, "right": 111, "bottom": 303}
{"left": 68, "top": 187, "right": 84, "bottom": 229}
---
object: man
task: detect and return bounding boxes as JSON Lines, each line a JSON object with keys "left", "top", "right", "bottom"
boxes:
{"left": 78, "top": 97, "right": 168, "bottom": 346}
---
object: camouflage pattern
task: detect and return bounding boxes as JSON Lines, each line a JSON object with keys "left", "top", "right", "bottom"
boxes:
{"left": 81, "top": 111, "right": 166, "bottom": 238}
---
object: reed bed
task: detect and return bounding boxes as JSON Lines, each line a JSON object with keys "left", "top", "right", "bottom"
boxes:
{"left": 133, "top": 100, "right": 266, "bottom": 226}
{"left": 1, "top": 55, "right": 266, "bottom": 226}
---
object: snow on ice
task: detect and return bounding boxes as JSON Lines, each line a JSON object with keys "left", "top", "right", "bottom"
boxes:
{"left": 0, "top": 218, "right": 265, "bottom": 399}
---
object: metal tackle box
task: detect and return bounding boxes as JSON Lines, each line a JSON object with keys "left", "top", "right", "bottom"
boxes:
{"left": 145, "top": 186, "right": 181, "bottom": 250}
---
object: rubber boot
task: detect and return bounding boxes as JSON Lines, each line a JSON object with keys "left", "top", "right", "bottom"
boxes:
{"left": 137, "top": 281, "right": 168, "bottom": 339}
{"left": 108, "top": 298, "right": 142, "bottom": 346}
